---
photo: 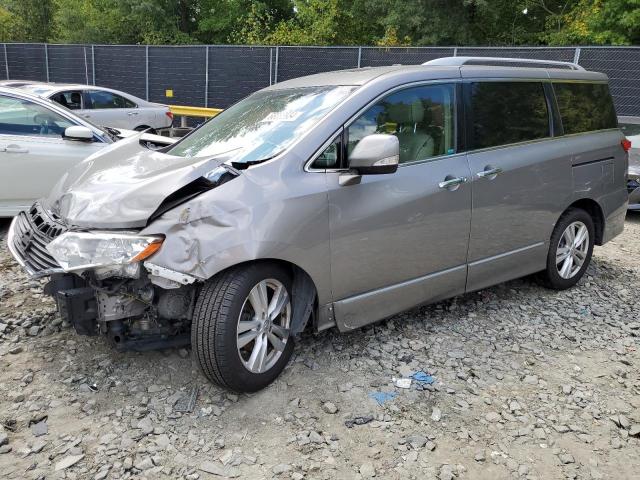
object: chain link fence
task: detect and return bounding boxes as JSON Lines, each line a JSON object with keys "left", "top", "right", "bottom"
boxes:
{"left": 1, "top": 44, "right": 639, "bottom": 116}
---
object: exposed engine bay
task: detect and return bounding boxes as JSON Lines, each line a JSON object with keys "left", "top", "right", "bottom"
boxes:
{"left": 45, "top": 270, "right": 196, "bottom": 351}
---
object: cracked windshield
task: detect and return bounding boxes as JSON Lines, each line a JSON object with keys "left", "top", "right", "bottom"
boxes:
{"left": 169, "top": 85, "right": 355, "bottom": 164}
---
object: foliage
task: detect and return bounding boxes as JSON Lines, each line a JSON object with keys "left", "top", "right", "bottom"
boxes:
{"left": 0, "top": 0, "right": 637, "bottom": 45}
{"left": 0, "top": 6, "right": 21, "bottom": 42}
{"left": 544, "top": 0, "right": 640, "bottom": 45}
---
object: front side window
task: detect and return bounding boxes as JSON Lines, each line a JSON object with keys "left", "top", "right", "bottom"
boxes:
{"left": 470, "top": 82, "right": 550, "bottom": 150}
{"left": 553, "top": 82, "right": 617, "bottom": 135}
{"left": 87, "top": 91, "right": 134, "bottom": 109}
{"left": 169, "top": 86, "right": 355, "bottom": 165}
{"left": 311, "top": 135, "right": 341, "bottom": 169}
{"left": 0, "top": 95, "right": 74, "bottom": 137}
{"left": 51, "top": 90, "right": 83, "bottom": 110}
{"left": 347, "top": 84, "right": 455, "bottom": 164}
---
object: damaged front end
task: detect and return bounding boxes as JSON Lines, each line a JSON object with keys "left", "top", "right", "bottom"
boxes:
{"left": 43, "top": 269, "right": 195, "bottom": 351}
{"left": 6, "top": 166, "right": 231, "bottom": 351}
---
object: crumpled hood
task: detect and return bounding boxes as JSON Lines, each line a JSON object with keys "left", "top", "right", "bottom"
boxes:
{"left": 44, "top": 133, "right": 232, "bottom": 229}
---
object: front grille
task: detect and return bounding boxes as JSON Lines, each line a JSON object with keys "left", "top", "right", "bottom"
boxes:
{"left": 9, "top": 203, "right": 67, "bottom": 276}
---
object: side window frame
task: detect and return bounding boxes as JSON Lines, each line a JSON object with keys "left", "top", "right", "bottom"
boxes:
{"left": 122, "top": 95, "right": 138, "bottom": 109}
{"left": 345, "top": 81, "right": 459, "bottom": 168}
{"left": 82, "top": 90, "right": 94, "bottom": 109}
{"left": 543, "top": 82, "right": 563, "bottom": 137}
{"left": 306, "top": 128, "right": 344, "bottom": 172}
{"left": 464, "top": 79, "right": 553, "bottom": 152}
{"left": 0, "top": 94, "right": 80, "bottom": 139}
{"left": 57, "top": 90, "right": 84, "bottom": 110}
{"left": 87, "top": 90, "right": 128, "bottom": 110}
{"left": 304, "top": 80, "right": 462, "bottom": 173}
{"left": 550, "top": 81, "right": 618, "bottom": 136}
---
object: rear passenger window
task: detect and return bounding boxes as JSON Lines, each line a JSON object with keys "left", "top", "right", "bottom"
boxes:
{"left": 470, "top": 82, "right": 550, "bottom": 150}
{"left": 553, "top": 82, "right": 617, "bottom": 135}
{"left": 87, "top": 91, "right": 136, "bottom": 109}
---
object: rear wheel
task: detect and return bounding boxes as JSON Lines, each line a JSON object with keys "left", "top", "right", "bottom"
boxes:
{"left": 537, "top": 208, "right": 594, "bottom": 290}
{"left": 191, "top": 263, "right": 294, "bottom": 392}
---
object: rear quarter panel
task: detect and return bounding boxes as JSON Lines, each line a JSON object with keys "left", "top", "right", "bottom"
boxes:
{"left": 565, "top": 129, "right": 627, "bottom": 242}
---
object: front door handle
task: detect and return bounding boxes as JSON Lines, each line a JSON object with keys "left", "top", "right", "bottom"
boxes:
{"left": 477, "top": 166, "right": 503, "bottom": 179}
{"left": 438, "top": 176, "right": 467, "bottom": 190}
{"left": 3, "top": 145, "right": 28, "bottom": 154}
{"left": 127, "top": 112, "right": 139, "bottom": 116}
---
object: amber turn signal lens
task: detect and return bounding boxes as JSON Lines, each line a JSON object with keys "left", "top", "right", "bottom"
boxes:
{"left": 131, "top": 239, "right": 163, "bottom": 262}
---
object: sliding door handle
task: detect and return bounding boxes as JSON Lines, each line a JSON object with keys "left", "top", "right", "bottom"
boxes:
{"left": 477, "top": 166, "right": 503, "bottom": 179}
{"left": 438, "top": 176, "right": 467, "bottom": 190}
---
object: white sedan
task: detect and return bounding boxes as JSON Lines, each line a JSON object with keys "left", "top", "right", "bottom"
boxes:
{"left": 0, "top": 87, "right": 175, "bottom": 217}
{"left": 11, "top": 82, "right": 174, "bottom": 132}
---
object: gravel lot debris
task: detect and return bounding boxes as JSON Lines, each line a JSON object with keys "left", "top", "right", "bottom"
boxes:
{"left": 0, "top": 214, "right": 639, "bottom": 479}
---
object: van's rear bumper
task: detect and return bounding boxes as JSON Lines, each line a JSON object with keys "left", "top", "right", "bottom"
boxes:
{"left": 602, "top": 188, "right": 628, "bottom": 244}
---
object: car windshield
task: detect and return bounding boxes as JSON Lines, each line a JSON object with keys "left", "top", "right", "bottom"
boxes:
{"left": 168, "top": 86, "right": 355, "bottom": 164}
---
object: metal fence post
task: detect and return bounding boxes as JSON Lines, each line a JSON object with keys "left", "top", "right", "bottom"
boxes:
{"left": 3, "top": 44, "right": 8, "bottom": 79}
{"left": 204, "top": 45, "right": 209, "bottom": 108}
{"left": 357, "top": 46, "right": 362, "bottom": 68}
{"left": 44, "top": 44, "right": 49, "bottom": 82}
{"left": 83, "top": 46, "right": 89, "bottom": 84}
{"left": 91, "top": 45, "right": 96, "bottom": 85}
{"left": 274, "top": 46, "right": 279, "bottom": 84}
{"left": 453, "top": 47, "right": 458, "bottom": 57}
{"left": 269, "top": 48, "right": 273, "bottom": 86}
{"left": 573, "top": 47, "right": 581, "bottom": 65}
{"left": 145, "top": 45, "right": 149, "bottom": 101}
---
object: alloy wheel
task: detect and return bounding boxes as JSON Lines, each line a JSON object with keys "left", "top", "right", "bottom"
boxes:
{"left": 236, "top": 279, "right": 291, "bottom": 374}
{"left": 556, "top": 221, "right": 589, "bottom": 279}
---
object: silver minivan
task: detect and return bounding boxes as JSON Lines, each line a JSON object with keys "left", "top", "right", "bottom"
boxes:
{"left": 8, "top": 57, "right": 629, "bottom": 392}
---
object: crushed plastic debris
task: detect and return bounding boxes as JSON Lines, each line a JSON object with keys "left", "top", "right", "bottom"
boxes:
{"left": 394, "top": 377, "right": 412, "bottom": 389}
{"left": 368, "top": 391, "right": 398, "bottom": 405}
{"left": 411, "top": 371, "right": 435, "bottom": 385}
{"left": 345, "top": 415, "right": 374, "bottom": 428}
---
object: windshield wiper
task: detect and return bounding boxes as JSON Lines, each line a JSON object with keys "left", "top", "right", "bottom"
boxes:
{"left": 102, "top": 126, "right": 120, "bottom": 141}
{"left": 231, "top": 152, "right": 281, "bottom": 170}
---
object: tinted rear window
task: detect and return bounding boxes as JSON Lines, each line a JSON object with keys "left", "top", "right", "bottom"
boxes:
{"left": 553, "top": 82, "right": 617, "bottom": 135}
{"left": 470, "top": 82, "right": 550, "bottom": 150}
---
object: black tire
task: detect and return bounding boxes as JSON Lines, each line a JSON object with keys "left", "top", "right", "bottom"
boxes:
{"left": 537, "top": 207, "right": 595, "bottom": 290}
{"left": 191, "top": 263, "right": 294, "bottom": 392}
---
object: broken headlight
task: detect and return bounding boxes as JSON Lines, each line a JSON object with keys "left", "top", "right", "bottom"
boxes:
{"left": 46, "top": 232, "right": 164, "bottom": 274}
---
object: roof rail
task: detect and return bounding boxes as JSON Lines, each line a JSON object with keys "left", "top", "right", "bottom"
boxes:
{"left": 423, "top": 56, "right": 585, "bottom": 71}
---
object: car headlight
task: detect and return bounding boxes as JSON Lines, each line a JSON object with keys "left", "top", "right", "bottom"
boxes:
{"left": 46, "top": 232, "right": 164, "bottom": 273}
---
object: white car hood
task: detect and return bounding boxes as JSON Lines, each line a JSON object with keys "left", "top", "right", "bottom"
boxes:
{"left": 115, "top": 128, "right": 176, "bottom": 146}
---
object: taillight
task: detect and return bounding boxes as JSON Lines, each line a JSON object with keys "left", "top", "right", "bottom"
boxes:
{"left": 622, "top": 138, "right": 632, "bottom": 152}
{"left": 166, "top": 111, "right": 174, "bottom": 121}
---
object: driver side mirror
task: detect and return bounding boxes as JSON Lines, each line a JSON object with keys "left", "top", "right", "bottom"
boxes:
{"left": 339, "top": 134, "right": 399, "bottom": 186}
{"left": 64, "top": 125, "right": 94, "bottom": 142}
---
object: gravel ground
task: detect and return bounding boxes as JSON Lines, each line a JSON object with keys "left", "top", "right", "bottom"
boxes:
{"left": 0, "top": 213, "right": 639, "bottom": 480}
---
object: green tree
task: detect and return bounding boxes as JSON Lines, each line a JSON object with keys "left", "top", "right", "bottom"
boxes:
{"left": 0, "top": 6, "right": 22, "bottom": 41}
{"left": 196, "top": 0, "right": 293, "bottom": 44}
{"left": 545, "top": 0, "right": 640, "bottom": 45}
{"left": 1, "top": 0, "right": 56, "bottom": 42}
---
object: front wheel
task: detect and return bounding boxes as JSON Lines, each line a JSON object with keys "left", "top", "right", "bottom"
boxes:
{"left": 537, "top": 208, "right": 594, "bottom": 290}
{"left": 191, "top": 263, "right": 294, "bottom": 392}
